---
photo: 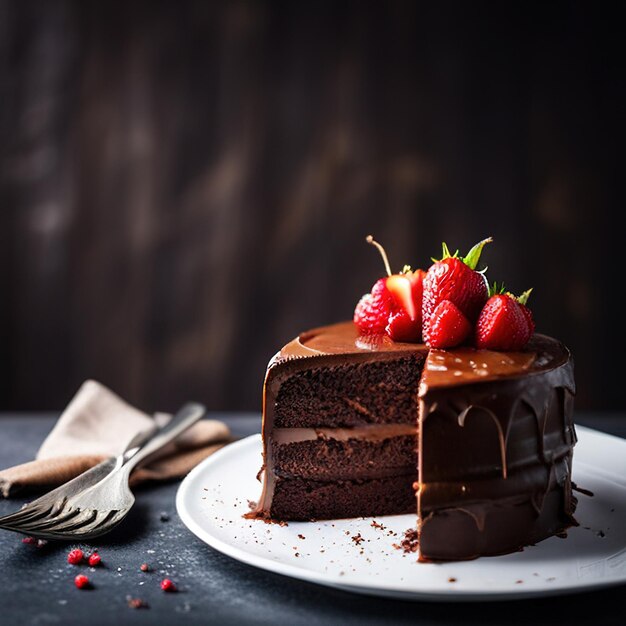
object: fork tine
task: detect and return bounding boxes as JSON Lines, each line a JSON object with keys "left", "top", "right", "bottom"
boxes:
{"left": 48, "top": 510, "right": 127, "bottom": 540}
{"left": 69, "top": 511, "right": 116, "bottom": 535}
{"left": 35, "top": 510, "right": 118, "bottom": 539}
{"left": 0, "top": 493, "right": 70, "bottom": 527}
{"left": 0, "top": 505, "right": 53, "bottom": 528}
{"left": 2, "top": 505, "right": 128, "bottom": 540}
{"left": 71, "top": 510, "right": 128, "bottom": 538}
{"left": 12, "top": 508, "right": 81, "bottom": 533}
{"left": 42, "top": 509, "right": 98, "bottom": 533}
{"left": 87, "top": 509, "right": 118, "bottom": 530}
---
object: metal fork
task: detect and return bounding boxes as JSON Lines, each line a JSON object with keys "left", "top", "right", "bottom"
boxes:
{"left": 0, "top": 402, "right": 206, "bottom": 540}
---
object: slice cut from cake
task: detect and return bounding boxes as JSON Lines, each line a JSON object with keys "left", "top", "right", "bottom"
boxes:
{"left": 250, "top": 321, "right": 577, "bottom": 562}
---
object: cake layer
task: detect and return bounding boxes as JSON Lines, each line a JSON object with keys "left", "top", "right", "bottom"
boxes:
{"left": 418, "top": 452, "right": 572, "bottom": 510}
{"left": 268, "top": 475, "right": 416, "bottom": 521}
{"left": 419, "top": 485, "right": 572, "bottom": 561}
{"left": 270, "top": 353, "right": 424, "bottom": 428}
{"left": 418, "top": 384, "right": 575, "bottom": 481}
{"left": 271, "top": 431, "right": 417, "bottom": 480}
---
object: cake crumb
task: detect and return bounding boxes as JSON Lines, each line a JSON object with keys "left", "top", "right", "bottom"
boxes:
{"left": 126, "top": 596, "right": 149, "bottom": 609}
{"left": 515, "top": 580, "right": 523, "bottom": 584}
{"left": 371, "top": 520, "right": 386, "bottom": 531}
{"left": 392, "top": 528, "right": 419, "bottom": 553}
{"left": 351, "top": 533, "right": 364, "bottom": 546}
{"left": 298, "top": 534, "right": 306, "bottom": 540}
{"left": 448, "top": 577, "right": 457, "bottom": 583}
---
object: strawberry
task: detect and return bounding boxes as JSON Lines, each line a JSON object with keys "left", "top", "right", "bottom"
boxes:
{"left": 425, "top": 300, "right": 472, "bottom": 348}
{"left": 475, "top": 286, "right": 534, "bottom": 350}
{"left": 386, "top": 309, "right": 421, "bottom": 342}
{"left": 519, "top": 301, "right": 535, "bottom": 337}
{"left": 354, "top": 278, "right": 395, "bottom": 334}
{"left": 354, "top": 237, "right": 425, "bottom": 341}
{"left": 422, "top": 238, "right": 492, "bottom": 345}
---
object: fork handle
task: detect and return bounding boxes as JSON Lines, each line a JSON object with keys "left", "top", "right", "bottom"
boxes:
{"left": 121, "top": 402, "right": 207, "bottom": 473}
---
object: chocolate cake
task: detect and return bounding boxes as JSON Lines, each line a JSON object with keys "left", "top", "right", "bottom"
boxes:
{"left": 252, "top": 321, "right": 577, "bottom": 561}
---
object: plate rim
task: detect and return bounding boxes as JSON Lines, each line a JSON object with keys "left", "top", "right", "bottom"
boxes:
{"left": 176, "top": 425, "right": 626, "bottom": 601}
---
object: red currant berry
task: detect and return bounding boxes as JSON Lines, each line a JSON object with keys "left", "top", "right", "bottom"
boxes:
{"left": 67, "top": 548, "right": 84, "bottom": 565}
{"left": 160, "top": 578, "right": 176, "bottom": 592}
{"left": 74, "top": 574, "right": 90, "bottom": 589}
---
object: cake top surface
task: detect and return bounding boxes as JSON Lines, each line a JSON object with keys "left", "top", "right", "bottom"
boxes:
{"left": 274, "top": 321, "right": 571, "bottom": 388}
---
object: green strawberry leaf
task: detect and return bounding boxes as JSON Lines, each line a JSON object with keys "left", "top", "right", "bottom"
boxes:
{"left": 461, "top": 237, "right": 493, "bottom": 270}
{"left": 432, "top": 242, "right": 458, "bottom": 263}
{"left": 489, "top": 281, "right": 507, "bottom": 297}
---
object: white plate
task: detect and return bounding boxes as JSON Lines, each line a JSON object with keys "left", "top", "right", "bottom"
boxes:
{"left": 176, "top": 426, "right": 626, "bottom": 601}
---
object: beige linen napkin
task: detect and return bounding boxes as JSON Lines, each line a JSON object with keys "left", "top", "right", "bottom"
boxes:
{"left": 0, "top": 380, "right": 231, "bottom": 497}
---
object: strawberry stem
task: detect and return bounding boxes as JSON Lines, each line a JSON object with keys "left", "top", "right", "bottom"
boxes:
{"left": 366, "top": 235, "right": 392, "bottom": 277}
{"left": 517, "top": 288, "right": 533, "bottom": 305}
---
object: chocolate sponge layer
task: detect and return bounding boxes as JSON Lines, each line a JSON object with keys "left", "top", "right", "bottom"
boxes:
{"left": 272, "top": 435, "right": 417, "bottom": 481}
{"left": 272, "top": 354, "right": 423, "bottom": 428}
{"left": 269, "top": 475, "right": 416, "bottom": 521}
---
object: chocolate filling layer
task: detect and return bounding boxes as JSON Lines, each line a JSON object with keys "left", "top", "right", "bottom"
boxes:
{"left": 272, "top": 423, "right": 417, "bottom": 444}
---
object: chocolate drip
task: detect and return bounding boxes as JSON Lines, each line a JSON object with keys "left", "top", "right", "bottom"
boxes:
{"left": 457, "top": 405, "right": 509, "bottom": 479}
{"left": 418, "top": 342, "right": 576, "bottom": 560}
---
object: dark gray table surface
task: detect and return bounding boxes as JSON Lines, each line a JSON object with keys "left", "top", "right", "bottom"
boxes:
{"left": 0, "top": 412, "right": 625, "bottom": 626}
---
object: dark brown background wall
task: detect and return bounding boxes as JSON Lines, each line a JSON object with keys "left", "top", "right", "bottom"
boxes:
{"left": 0, "top": 0, "right": 623, "bottom": 413}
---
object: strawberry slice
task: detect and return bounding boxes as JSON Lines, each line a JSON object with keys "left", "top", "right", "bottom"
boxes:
{"left": 475, "top": 287, "right": 534, "bottom": 350}
{"left": 422, "top": 238, "right": 492, "bottom": 345}
{"left": 354, "top": 237, "right": 425, "bottom": 341}
{"left": 426, "top": 300, "right": 472, "bottom": 348}
{"left": 386, "top": 275, "right": 418, "bottom": 321}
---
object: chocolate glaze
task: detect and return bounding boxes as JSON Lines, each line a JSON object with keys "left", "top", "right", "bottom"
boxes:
{"left": 418, "top": 334, "right": 576, "bottom": 560}
{"left": 254, "top": 321, "right": 576, "bottom": 561}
